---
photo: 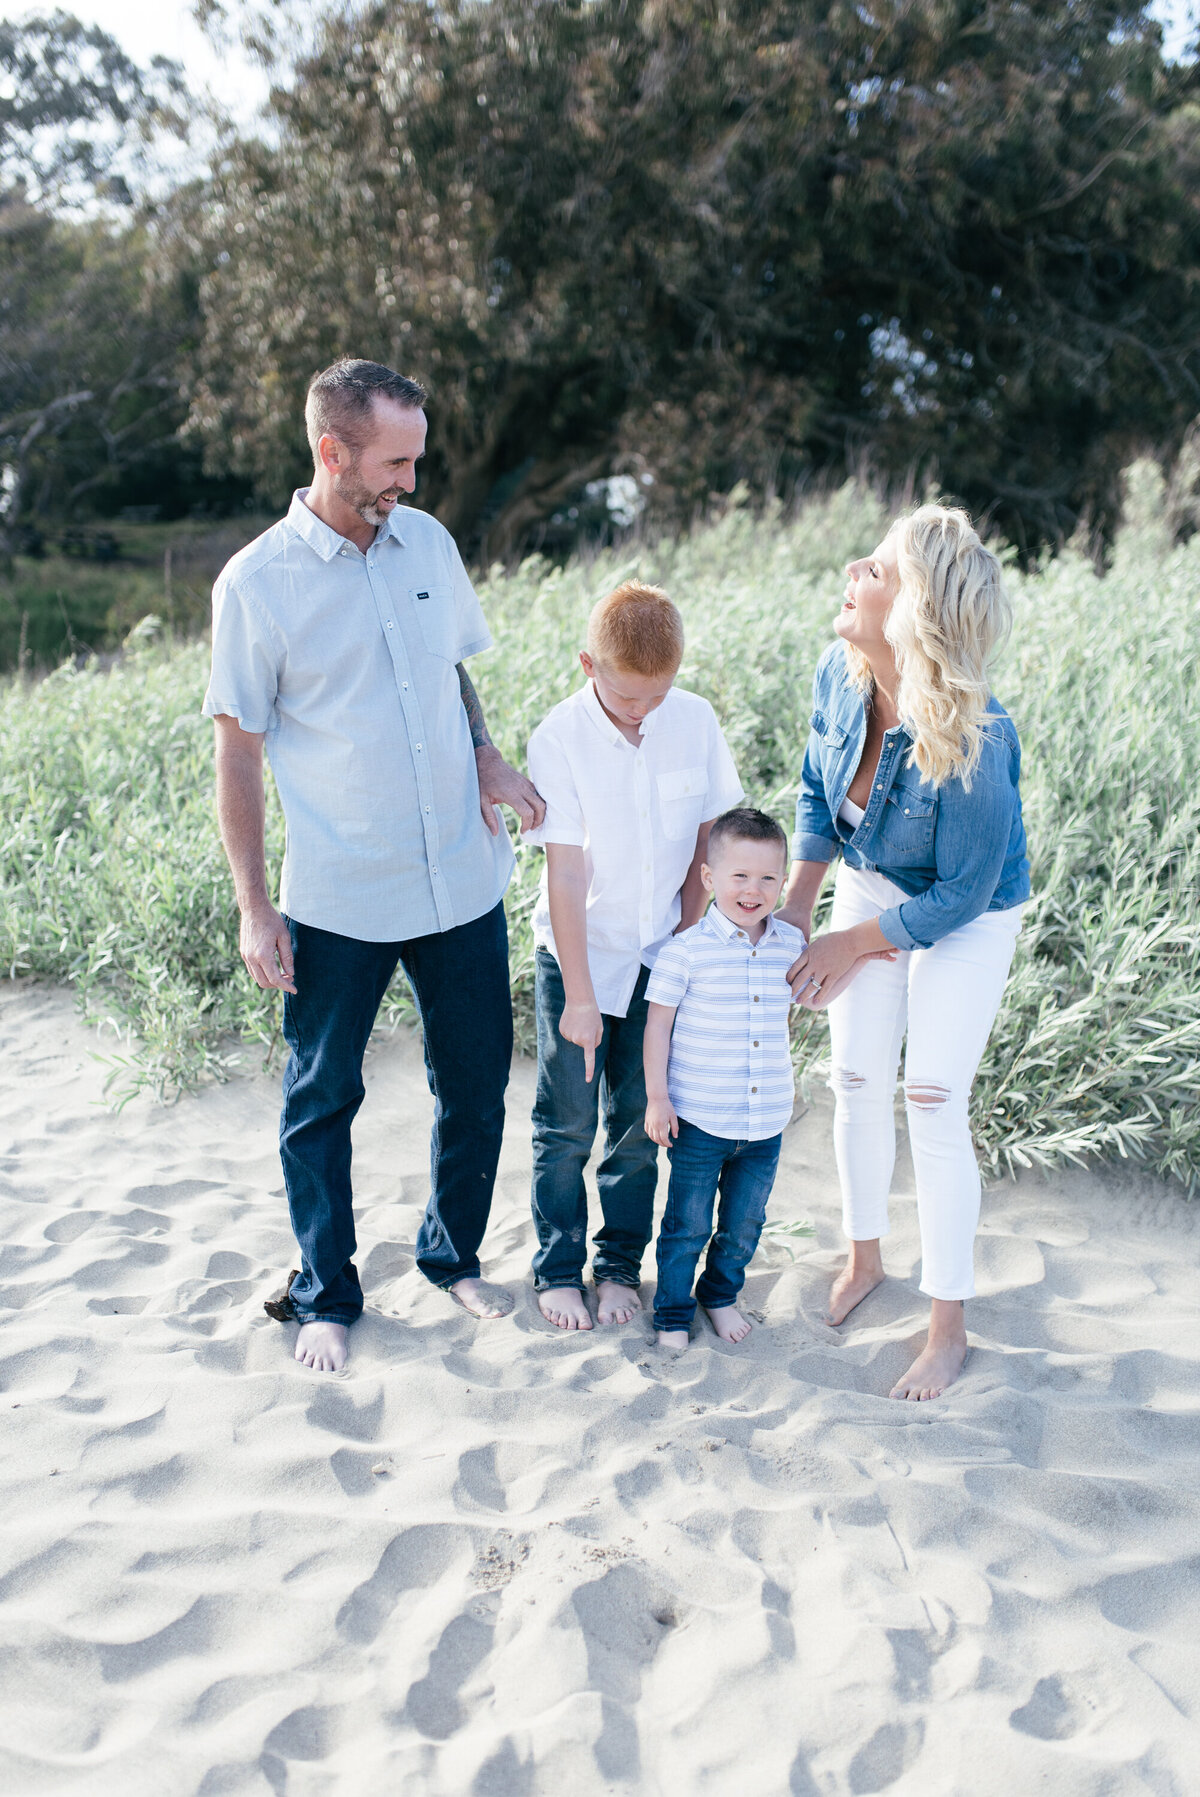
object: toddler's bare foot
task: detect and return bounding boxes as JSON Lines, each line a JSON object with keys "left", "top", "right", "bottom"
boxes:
{"left": 705, "top": 1304, "right": 753, "bottom": 1344}
{"left": 655, "top": 1328, "right": 689, "bottom": 1352}
{"left": 449, "top": 1277, "right": 513, "bottom": 1320}
{"left": 294, "top": 1321, "right": 348, "bottom": 1372}
{"left": 825, "top": 1262, "right": 884, "bottom": 1325}
{"left": 890, "top": 1336, "right": 968, "bottom": 1400}
{"left": 596, "top": 1280, "right": 641, "bottom": 1325}
{"left": 538, "top": 1287, "right": 593, "bottom": 1330}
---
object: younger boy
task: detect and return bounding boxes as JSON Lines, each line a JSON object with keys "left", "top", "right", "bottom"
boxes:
{"left": 524, "top": 581, "right": 744, "bottom": 1330}
{"left": 643, "top": 807, "right": 805, "bottom": 1349}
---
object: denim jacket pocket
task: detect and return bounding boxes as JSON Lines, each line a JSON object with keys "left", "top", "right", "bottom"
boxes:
{"left": 811, "top": 709, "right": 848, "bottom": 749}
{"left": 879, "top": 782, "right": 937, "bottom": 859}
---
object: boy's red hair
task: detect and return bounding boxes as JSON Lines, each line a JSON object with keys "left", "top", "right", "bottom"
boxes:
{"left": 587, "top": 580, "right": 683, "bottom": 677}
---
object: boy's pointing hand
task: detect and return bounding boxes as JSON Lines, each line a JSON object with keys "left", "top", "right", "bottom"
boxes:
{"left": 560, "top": 999, "right": 604, "bottom": 1083}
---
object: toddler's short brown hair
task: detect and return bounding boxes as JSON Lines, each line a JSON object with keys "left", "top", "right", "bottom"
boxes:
{"left": 587, "top": 580, "right": 684, "bottom": 677}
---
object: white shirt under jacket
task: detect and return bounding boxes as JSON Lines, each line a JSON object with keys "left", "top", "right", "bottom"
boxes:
{"left": 524, "top": 681, "right": 744, "bottom": 1017}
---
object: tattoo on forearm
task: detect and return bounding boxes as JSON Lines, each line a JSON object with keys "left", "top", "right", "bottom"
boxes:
{"left": 456, "top": 663, "right": 493, "bottom": 749}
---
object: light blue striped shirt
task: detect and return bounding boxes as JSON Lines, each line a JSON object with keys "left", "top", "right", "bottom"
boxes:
{"left": 646, "top": 906, "right": 806, "bottom": 1141}
{"left": 202, "top": 490, "right": 513, "bottom": 942}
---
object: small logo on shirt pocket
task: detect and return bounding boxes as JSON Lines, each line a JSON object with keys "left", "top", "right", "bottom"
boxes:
{"left": 417, "top": 591, "right": 429, "bottom": 601}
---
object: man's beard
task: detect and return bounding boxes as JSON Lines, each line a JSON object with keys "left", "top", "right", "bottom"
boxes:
{"left": 334, "top": 461, "right": 397, "bottom": 527}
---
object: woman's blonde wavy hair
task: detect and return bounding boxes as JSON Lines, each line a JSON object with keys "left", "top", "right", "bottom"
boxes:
{"left": 844, "top": 502, "right": 1012, "bottom": 789}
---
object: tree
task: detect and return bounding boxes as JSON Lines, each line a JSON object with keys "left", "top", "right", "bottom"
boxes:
{"left": 0, "top": 14, "right": 197, "bottom": 549}
{"left": 184, "top": 1, "right": 1200, "bottom": 554}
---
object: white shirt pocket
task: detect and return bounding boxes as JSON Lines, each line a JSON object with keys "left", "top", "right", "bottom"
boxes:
{"left": 657, "top": 765, "right": 707, "bottom": 840}
{"left": 410, "top": 584, "right": 458, "bottom": 661}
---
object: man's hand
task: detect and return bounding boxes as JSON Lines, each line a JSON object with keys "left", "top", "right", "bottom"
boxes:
{"left": 475, "top": 743, "right": 546, "bottom": 837}
{"left": 559, "top": 998, "right": 604, "bottom": 1083}
{"left": 645, "top": 1096, "right": 679, "bottom": 1146}
{"left": 240, "top": 902, "right": 297, "bottom": 995}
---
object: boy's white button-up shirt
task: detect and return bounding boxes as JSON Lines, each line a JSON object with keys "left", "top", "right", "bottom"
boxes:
{"left": 646, "top": 907, "right": 807, "bottom": 1140}
{"left": 202, "top": 490, "right": 513, "bottom": 943}
{"left": 524, "top": 682, "right": 744, "bottom": 1016}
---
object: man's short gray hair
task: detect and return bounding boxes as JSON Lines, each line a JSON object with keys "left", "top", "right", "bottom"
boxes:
{"left": 305, "top": 358, "right": 427, "bottom": 460}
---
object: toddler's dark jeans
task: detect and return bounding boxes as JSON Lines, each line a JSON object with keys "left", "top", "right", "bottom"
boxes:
{"left": 653, "top": 1118, "right": 782, "bottom": 1332}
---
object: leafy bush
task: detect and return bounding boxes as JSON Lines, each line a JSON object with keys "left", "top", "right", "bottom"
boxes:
{"left": 0, "top": 477, "right": 1196, "bottom": 1191}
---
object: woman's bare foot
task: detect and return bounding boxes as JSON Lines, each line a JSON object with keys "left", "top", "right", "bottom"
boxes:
{"left": 449, "top": 1277, "right": 514, "bottom": 1320}
{"left": 890, "top": 1301, "right": 969, "bottom": 1399}
{"left": 705, "top": 1305, "right": 753, "bottom": 1344}
{"left": 294, "top": 1321, "right": 348, "bottom": 1372}
{"left": 596, "top": 1281, "right": 641, "bottom": 1325}
{"left": 656, "top": 1328, "right": 689, "bottom": 1352}
{"left": 538, "top": 1287, "right": 593, "bottom": 1330}
{"left": 825, "top": 1240, "right": 885, "bottom": 1324}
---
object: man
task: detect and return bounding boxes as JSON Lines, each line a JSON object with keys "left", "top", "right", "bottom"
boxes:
{"left": 203, "top": 357, "right": 544, "bottom": 1372}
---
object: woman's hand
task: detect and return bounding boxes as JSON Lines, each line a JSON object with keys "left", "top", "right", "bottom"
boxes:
{"left": 788, "top": 928, "right": 898, "bottom": 1009}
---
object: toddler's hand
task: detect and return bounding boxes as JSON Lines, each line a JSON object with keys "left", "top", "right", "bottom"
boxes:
{"left": 559, "top": 1000, "right": 604, "bottom": 1082}
{"left": 645, "top": 1098, "right": 679, "bottom": 1146}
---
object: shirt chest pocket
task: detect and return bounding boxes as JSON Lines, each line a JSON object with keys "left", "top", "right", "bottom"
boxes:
{"left": 657, "top": 766, "right": 707, "bottom": 841}
{"left": 880, "top": 782, "right": 937, "bottom": 858}
{"left": 811, "top": 709, "right": 848, "bottom": 752}
{"left": 409, "top": 584, "right": 457, "bottom": 662}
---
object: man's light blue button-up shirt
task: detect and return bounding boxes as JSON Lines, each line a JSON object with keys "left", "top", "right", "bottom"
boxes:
{"left": 202, "top": 489, "right": 513, "bottom": 943}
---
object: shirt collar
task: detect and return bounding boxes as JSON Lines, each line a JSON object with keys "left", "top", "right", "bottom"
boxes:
{"left": 704, "top": 904, "right": 781, "bottom": 944}
{"left": 286, "top": 487, "right": 408, "bottom": 561}
{"left": 580, "top": 679, "right": 672, "bottom": 748}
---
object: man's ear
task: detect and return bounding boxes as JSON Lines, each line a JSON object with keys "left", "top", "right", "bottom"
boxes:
{"left": 317, "top": 432, "right": 346, "bottom": 475}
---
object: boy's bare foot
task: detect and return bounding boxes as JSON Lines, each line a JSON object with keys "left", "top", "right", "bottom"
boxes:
{"left": 538, "top": 1287, "right": 593, "bottom": 1330}
{"left": 825, "top": 1264, "right": 885, "bottom": 1325}
{"left": 890, "top": 1335, "right": 968, "bottom": 1400}
{"left": 656, "top": 1328, "right": 689, "bottom": 1352}
{"left": 596, "top": 1281, "right": 641, "bottom": 1325}
{"left": 449, "top": 1277, "right": 514, "bottom": 1320}
{"left": 294, "top": 1321, "right": 348, "bottom": 1372}
{"left": 705, "top": 1304, "right": 752, "bottom": 1344}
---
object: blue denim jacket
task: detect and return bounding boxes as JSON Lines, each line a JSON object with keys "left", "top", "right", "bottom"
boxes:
{"left": 792, "top": 643, "right": 1031, "bottom": 951}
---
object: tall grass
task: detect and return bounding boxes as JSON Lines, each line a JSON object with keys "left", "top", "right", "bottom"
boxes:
{"left": 0, "top": 474, "right": 1196, "bottom": 1189}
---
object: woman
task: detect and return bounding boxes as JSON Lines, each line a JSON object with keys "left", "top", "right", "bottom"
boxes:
{"left": 779, "top": 503, "right": 1030, "bottom": 1400}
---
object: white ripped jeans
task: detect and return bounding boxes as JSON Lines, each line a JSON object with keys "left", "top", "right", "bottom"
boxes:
{"left": 826, "top": 863, "right": 1024, "bottom": 1300}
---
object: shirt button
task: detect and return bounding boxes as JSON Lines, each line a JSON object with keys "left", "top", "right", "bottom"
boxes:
{"left": 424, "top": 806, "right": 430, "bottom": 814}
{"left": 736, "top": 930, "right": 744, "bottom": 938}
{"left": 904, "top": 806, "right": 910, "bottom": 814}
{"left": 753, "top": 995, "right": 760, "bottom": 1003}
{"left": 751, "top": 1086, "right": 757, "bottom": 1094}
{"left": 753, "top": 1040, "right": 759, "bottom": 1047}
{"left": 751, "top": 950, "right": 757, "bottom": 957}
{"left": 387, "top": 621, "right": 394, "bottom": 629}
{"left": 402, "top": 682, "right": 409, "bottom": 690}
{"left": 432, "top": 866, "right": 439, "bottom": 875}
{"left": 416, "top": 743, "right": 423, "bottom": 751}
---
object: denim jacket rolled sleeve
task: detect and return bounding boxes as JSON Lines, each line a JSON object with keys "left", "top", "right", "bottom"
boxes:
{"left": 792, "top": 725, "right": 840, "bottom": 864}
{"left": 793, "top": 642, "right": 1030, "bottom": 951}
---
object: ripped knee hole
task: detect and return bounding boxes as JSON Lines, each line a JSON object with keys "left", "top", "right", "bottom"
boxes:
{"left": 906, "top": 1081, "right": 950, "bottom": 1110}
{"left": 830, "top": 1067, "right": 867, "bottom": 1094}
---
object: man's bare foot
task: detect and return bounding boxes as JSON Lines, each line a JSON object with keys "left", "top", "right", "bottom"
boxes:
{"left": 294, "top": 1321, "right": 348, "bottom": 1372}
{"left": 705, "top": 1304, "right": 752, "bottom": 1344}
{"left": 890, "top": 1335, "right": 968, "bottom": 1400}
{"left": 825, "top": 1263, "right": 885, "bottom": 1325}
{"left": 596, "top": 1280, "right": 641, "bottom": 1325}
{"left": 449, "top": 1277, "right": 514, "bottom": 1320}
{"left": 538, "top": 1287, "right": 593, "bottom": 1330}
{"left": 656, "top": 1328, "right": 688, "bottom": 1352}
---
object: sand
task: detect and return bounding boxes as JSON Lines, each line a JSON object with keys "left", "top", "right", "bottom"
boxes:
{"left": 1, "top": 978, "right": 1197, "bottom": 1797}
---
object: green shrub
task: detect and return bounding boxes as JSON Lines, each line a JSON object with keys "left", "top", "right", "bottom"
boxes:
{"left": 0, "top": 478, "right": 1196, "bottom": 1190}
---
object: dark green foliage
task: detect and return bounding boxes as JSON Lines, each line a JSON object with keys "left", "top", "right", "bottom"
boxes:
{"left": 188, "top": 0, "right": 1200, "bottom": 556}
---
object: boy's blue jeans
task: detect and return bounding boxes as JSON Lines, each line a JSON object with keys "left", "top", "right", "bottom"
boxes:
{"left": 278, "top": 903, "right": 512, "bottom": 1326}
{"left": 654, "top": 1119, "right": 782, "bottom": 1332}
{"left": 530, "top": 948, "right": 657, "bottom": 1291}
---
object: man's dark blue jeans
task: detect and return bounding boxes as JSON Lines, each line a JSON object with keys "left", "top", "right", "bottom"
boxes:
{"left": 530, "top": 948, "right": 658, "bottom": 1292}
{"left": 278, "top": 901, "right": 512, "bottom": 1326}
{"left": 653, "top": 1118, "right": 782, "bottom": 1332}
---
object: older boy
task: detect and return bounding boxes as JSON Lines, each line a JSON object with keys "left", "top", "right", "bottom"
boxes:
{"left": 644, "top": 807, "right": 805, "bottom": 1350}
{"left": 524, "top": 581, "right": 744, "bottom": 1330}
